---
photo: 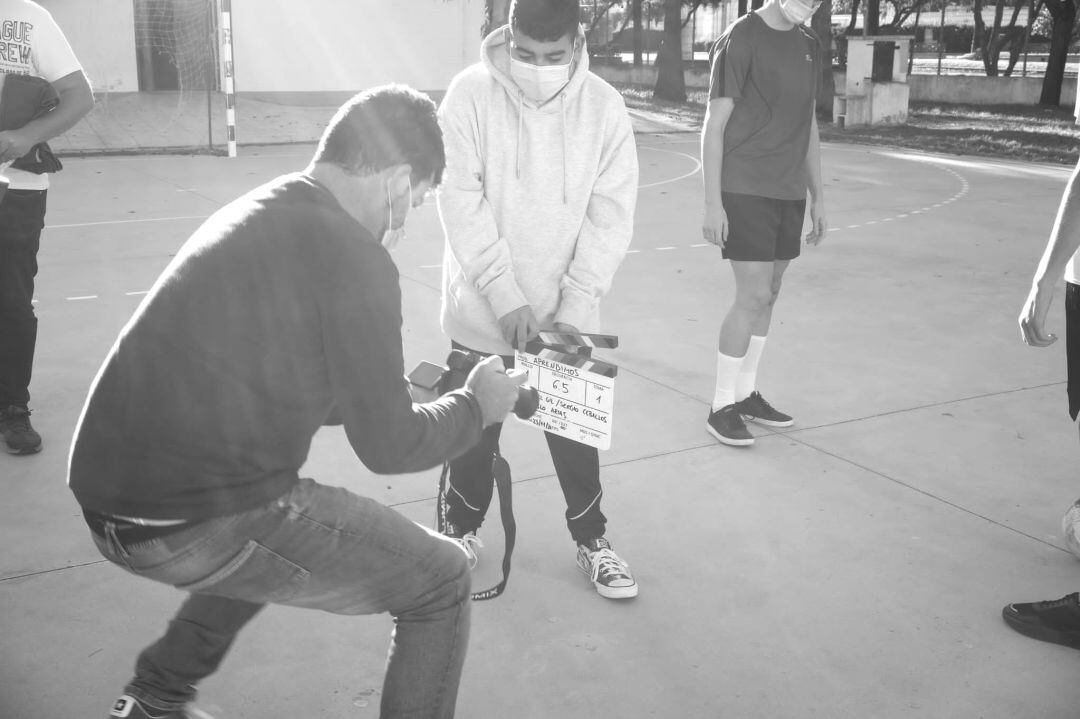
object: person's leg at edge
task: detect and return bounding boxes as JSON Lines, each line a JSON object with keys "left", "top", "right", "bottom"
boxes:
{"left": 998, "top": 283, "right": 1080, "bottom": 650}
{"left": 0, "top": 190, "right": 46, "bottom": 454}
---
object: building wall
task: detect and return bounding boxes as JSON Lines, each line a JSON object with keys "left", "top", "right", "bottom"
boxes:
{"left": 230, "top": 0, "right": 485, "bottom": 95}
{"left": 40, "top": 0, "right": 138, "bottom": 92}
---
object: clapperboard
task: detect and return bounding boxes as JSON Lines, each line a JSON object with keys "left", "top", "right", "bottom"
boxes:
{"left": 514, "top": 331, "right": 619, "bottom": 450}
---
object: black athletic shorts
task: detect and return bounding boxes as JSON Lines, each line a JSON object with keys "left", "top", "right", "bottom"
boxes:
{"left": 1066, "top": 282, "right": 1080, "bottom": 420}
{"left": 721, "top": 191, "right": 806, "bottom": 262}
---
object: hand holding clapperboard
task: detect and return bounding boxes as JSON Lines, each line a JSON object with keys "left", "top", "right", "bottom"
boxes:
{"left": 514, "top": 330, "right": 619, "bottom": 450}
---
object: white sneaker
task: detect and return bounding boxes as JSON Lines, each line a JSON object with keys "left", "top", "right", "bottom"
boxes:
{"left": 576, "top": 537, "right": 638, "bottom": 599}
{"left": 444, "top": 524, "right": 483, "bottom": 570}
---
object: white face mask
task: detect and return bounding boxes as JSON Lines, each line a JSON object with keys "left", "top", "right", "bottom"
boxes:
{"left": 509, "top": 56, "right": 571, "bottom": 104}
{"left": 778, "top": 0, "right": 818, "bottom": 25}
{"left": 381, "top": 176, "right": 412, "bottom": 250}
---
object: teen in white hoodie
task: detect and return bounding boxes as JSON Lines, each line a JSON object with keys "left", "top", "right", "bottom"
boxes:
{"left": 436, "top": 0, "right": 639, "bottom": 600}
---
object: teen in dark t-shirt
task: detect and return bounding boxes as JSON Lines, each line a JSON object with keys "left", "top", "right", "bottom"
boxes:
{"left": 700, "top": 0, "right": 828, "bottom": 447}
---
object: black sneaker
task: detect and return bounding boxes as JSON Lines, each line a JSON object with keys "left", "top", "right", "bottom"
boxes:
{"left": 736, "top": 391, "right": 794, "bottom": 428}
{"left": 1002, "top": 592, "right": 1080, "bottom": 650}
{"left": 108, "top": 694, "right": 215, "bottom": 718}
{"left": 706, "top": 404, "right": 754, "bottom": 446}
{"left": 0, "top": 405, "right": 42, "bottom": 455}
{"left": 576, "top": 537, "right": 638, "bottom": 599}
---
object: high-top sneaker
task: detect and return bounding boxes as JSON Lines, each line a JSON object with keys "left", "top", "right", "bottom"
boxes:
{"left": 576, "top": 537, "right": 638, "bottom": 599}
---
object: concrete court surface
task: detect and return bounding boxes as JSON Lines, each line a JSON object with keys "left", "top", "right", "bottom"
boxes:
{"left": 3, "top": 135, "right": 1080, "bottom": 718}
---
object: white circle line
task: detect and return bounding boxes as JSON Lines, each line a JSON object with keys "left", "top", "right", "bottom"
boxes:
{"left": 638, "top": 145, "right": 702, "bottom": 189}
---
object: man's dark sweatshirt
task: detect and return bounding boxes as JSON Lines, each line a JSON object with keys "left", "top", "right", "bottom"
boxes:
{"left": 68, "top": 173, "right": 483, "bottom": 520}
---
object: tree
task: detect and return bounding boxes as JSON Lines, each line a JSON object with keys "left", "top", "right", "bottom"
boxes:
{"left": 844, "top": 0, "right": 883, "bottom": 32}
{"left": 653, "top": 1, "right": 724, "bottom": 101}
{"left": 1040, "top": 0, "right": 1077, "bottom": 104}
{"left": 654, "top": 0, "right": 687, "bottom": 100}
{"left": 846, "top": 0, "right": 862, "bottom": 32}
{"left": 483, "top": 0, "right": 510, "bottom": 36}
{"left": 880, "top": 0, "right": 934, "bottom": 29}
{"left": 972, "top": 0, "right": 1029, "bottom": 75}
{"left": 585, "top": 0, "right": 626, "bottom": 39}
{"left": 865, "top": 0, "right": 882, "bottom": 32}
{"left": 1003, "top": 0, "right": 1043, "bottom": 76}
{"left": 632, "top": 0, "right": 644, "bottom": 66}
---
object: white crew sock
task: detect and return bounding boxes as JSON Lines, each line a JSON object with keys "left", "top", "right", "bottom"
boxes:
{"left": 712, "top": 351, "right": 743, "bottom": 411}
{"left": 734, "top": 335, "right": 767, "bottom": 402}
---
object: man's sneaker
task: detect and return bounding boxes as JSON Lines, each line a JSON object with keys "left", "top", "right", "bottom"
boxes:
{"left": 706, "top": 404, "right": 754, "bottom": 446}
{"left": 736, "top": 391, "right": 794, "bottom": 428}
{"left": 108, "top": 694, "right": 216, "bottom": 719}
{"left": 0, "top": 405, "right": 42, "bottom": 455}
{"left": 443, "top": 522, "right": 483, "bottom": 570}
{"left": 1002, "top": 592, "right": 1080, "bottom": 650}
{"left": 576, "top": 537, "right": 638, "bottom": 599}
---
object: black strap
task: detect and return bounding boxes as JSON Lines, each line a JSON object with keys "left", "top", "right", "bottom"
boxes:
{"left": 437, "top": 451, "right": 515, "bottom": 601}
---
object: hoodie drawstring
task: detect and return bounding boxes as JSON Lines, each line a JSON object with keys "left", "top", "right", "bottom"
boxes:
{"left": 515, "top": 91, "right": 568, "bottom": 205}
{"left": 516, "top": 93, "right": 524, "bottom": 180}
{"left": 560, "top": 94, "right": 567, "bottom": 205}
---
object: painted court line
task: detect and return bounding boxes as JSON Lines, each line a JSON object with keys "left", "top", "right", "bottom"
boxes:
{"left": 47, "top": 215, "right": 209, "bottom": 230}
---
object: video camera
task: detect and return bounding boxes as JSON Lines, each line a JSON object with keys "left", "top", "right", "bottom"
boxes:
{"left": 408, "top": 349, "right": 540, "bottom": 420}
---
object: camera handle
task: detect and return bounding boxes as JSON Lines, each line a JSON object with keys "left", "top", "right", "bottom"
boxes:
{"left": 443, "top": 349, "right": 539, "bottom": 420}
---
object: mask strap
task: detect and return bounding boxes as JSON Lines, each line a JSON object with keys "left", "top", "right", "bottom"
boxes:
{"left": 386, "top": 178, "right": 393, "bottom": 231}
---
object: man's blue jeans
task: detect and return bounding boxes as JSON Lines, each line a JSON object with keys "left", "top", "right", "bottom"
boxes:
{"left": 89, "top": 477, "right": 471, "bottom": 718}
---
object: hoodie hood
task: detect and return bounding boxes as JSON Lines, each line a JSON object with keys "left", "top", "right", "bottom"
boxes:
{"left": 482, "top": 24, "right": 590, "bottom": 111}
{"left": 481, "top": 24, "right": 590, "bottom": 199}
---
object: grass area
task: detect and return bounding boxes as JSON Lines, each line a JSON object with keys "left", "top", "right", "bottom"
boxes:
{"left": 614, "top": 82, "right": 1080, "bottom": 165}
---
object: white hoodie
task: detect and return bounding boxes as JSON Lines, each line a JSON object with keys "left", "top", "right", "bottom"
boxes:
{"left": 437, "top": 25, "right": 639, "bottom": 355}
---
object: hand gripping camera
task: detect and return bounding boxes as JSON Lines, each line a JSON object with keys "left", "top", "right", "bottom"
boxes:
{"left": 408, "top": 349, "right": 540, "bottom": 420}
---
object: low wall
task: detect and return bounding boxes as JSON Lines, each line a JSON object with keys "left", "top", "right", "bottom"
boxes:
{"left": 907, "top": 73, "right": 1076, "bottom": 108}
{"left": 592, "top": 63, "right": 1078, "bottom": 108}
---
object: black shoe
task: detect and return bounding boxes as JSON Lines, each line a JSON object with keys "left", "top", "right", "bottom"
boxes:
{"left": 736, "top": 391, "right": 794, "bottom": 428}
{"left": 706, "top": 404, "right": 754, "bottom": 446}
{"left": 108, "top": 693, "right": 216, "bottom": 718}
{"left": 1002, "top": 592, "right": 1080, "bottom": 650}
{"left": 0, "top": 405, "right": 42, "bottom": 455}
